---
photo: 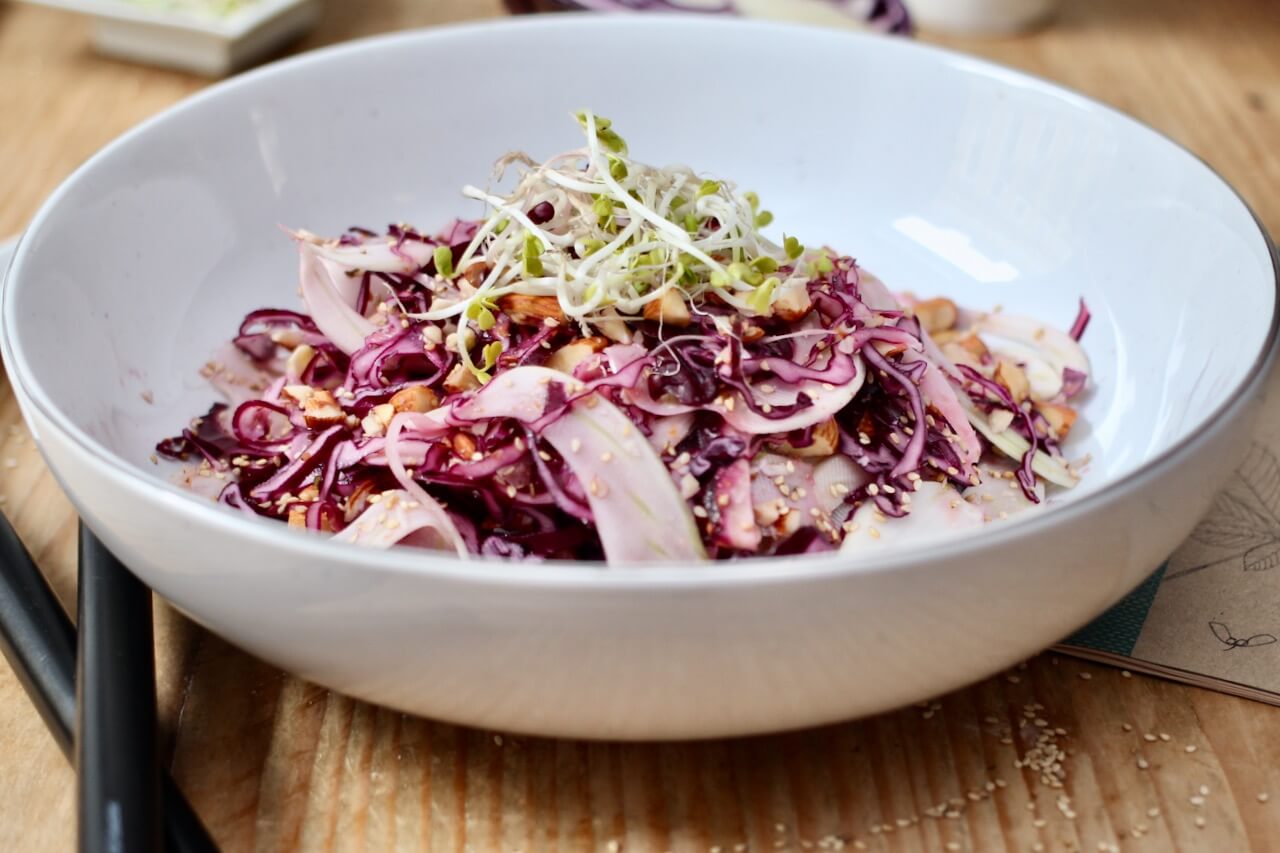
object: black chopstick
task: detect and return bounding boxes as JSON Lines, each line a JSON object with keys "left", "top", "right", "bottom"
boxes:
{"left": 0, "top": 512, "right": 217, "bottom": 852}
{"left": 77, "top": 525, "right": 162, "bottom": 852}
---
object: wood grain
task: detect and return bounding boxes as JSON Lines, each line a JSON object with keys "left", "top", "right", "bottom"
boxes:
{"left": 3, "top": 0, "right": 1280, "bottom": 849}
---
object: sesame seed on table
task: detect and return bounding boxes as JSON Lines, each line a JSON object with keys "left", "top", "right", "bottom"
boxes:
{"left": 2, "top": 0, "right": 1280, "bottom": 850}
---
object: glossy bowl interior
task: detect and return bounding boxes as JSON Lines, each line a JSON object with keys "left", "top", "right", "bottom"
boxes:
{"left": 3, "top": 16, "right": 1276, "bottom": 738}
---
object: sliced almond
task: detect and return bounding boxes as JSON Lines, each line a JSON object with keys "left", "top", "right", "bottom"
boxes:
{"left": 443, "top": 363, "right": 481, "bottom": 395}
{"left": 913, "top": 297, "right": 958, "bottom": 334}
{"left": 390, "top": 385, "right": 440, "bottom": 414}
{"left": 772, "top": 282, "right": 812, "bottom": 322}
{"left": 994, "top": 359, "right": 1031, "bottom": 404}
{"left": 287, "top": 505, "right": 308, "bottom": 528}
{"left": 774, "top": 417, "right": 839, "bottom": 458}
{"left": 642, "top": 290, "right": 692, "bottom": 327}
{"left": 498, "top": 294, "right": 565, "bottom": 325}
{"left": 302, "top": 389, "right": 344, "bottom": 428}
{"left": 1037, "top": 402, "right": 1078, "bottom": 440}
{"left": 546, "top": 337, "right": 608, "bottom": 375}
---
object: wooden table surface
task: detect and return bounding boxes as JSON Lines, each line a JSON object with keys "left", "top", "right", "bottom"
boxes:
{"left": 2, "top": 0, "right": 1279, "bottom": 849}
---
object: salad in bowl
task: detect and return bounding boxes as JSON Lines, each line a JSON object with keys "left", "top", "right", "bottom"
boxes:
{"left": 158, "top": 112, "right": 1091, "bottom": 564}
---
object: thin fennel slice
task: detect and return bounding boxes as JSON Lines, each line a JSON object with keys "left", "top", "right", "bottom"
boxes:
{"left": 454, "top": 366, "right": 705, "bottom": 563}
{"left": 297, "top": 243, "right": 375, "bottom": 354}
{"left": 335, "top": 489, "right": 456, "bottom": 550}
{"left": 966, "top": 406, "right": 1079, "bottom": 488}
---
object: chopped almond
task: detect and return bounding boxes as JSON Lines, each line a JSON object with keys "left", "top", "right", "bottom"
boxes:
{"left": 772, "top": 283, "right": 812, "bottom": 322}
{"left": 941, "top": 333, "right": 990, "bottom": 370}
{"left": 443, "top": 363, "right": 480, "bottom": 394}
{"left": 1037, "top": 402, "right": 1078, "bottom": 440}
{"left": 285, "top": 344, "right": 316, "bottom": 380}
{"left": 873, "top": 340, "right": 908, "bottom": 358}
{"left": 642, "top": 290, "right": 692, "bottom": 327}
{"left": 389, "top": 385, "right": 440, "bottom": 414}
{"left": 344, "top": 479, "right": 379, "bottom": 522}
{"left": 360, "top": 412, "right": 385, "bottom": 437}
{"left": 302, "top": 389, "right": 344, "bottom": 428}
{"left": 298, "top": 484, "right": 320, "bottom": 502}
{"left": 461, "top": 261, "right": 491, "bottom": 288}
{"left": 741, "top": 323, "right": 765, "bottom": 343}
{"left": 593, "top": 309, "right": 632, "bottom": 343}
{"left": 955, "top": 333, "right": 989, "bottom": 359}
{"left": 546, "top": 337, "right": 608, "bottom": 375}
{"left": 994, "top": 360, "right": 1031, "bottom": 404}
{"left": 452, "top": 432, "right": 478, "bottom": 459}
{"left": 913, "top": 298, "right": 958, "bottom": 334}
{"left": 988, "top": 409, "right": 1016, "bottom": 433}
{"left": 282, "top": 384, "right": 314, "bottom": 405}
{"left": 772, "top": 507, "right": 802, "bottom": 537}
{"left": 498, "top": 294, "right": 565, "bottom": 325}
{"left": 774, "top": 417, "right": 839, "bottom": 458}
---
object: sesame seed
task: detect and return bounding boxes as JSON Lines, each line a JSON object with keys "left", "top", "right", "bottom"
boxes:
{"left": 1185, "top": 745, "right": 1197, "bottom": 753}
{"left": 1159, "top": 733, "right": 1171, "bottom": 742}
{"left": 1144, "top": 734, "right": 1158, "bottom": 743}
{"left": 1122, "top": 723, "right": 1133, "bottom": 732}
{"left": 868, "top": 527, "right": 880, "bottom": 539}
{"left": 1259, "top": 792, "right": 1271, "bottom": 803}
{"left": 1122, "top": 670, "right": 1132, "bottom": 678}
{"left": 1199, "top": 785, "right": 1210, "bottom": 796}
{"left": 1195, "top": 816, "right": 1206, "bottom": 828}
{"left": 494, "top": 734, "right": 503, "bottom": 745}
{"left": 1136, "top": 758, "right": 1150, "bottom": 770}
{"left": 1190, "top": 796, "right": 1205, "bottom": 807}
{"left": 1078, "top": 672, "right": 1092, "bottom": 680}
{"left": 570, "top": 438, "right": 582, "bottom": 452}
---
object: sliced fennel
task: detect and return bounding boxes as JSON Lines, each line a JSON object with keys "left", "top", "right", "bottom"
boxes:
{"left": 966, "top": 408, "right": 1079, "bottom": 487}
{"left": 455, "top": 366, "right": 706, "bottom": 563}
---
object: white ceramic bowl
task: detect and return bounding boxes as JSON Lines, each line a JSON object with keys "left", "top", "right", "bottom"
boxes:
{"left": 3, "top": 16, "right": 1277, "bottom": 739}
